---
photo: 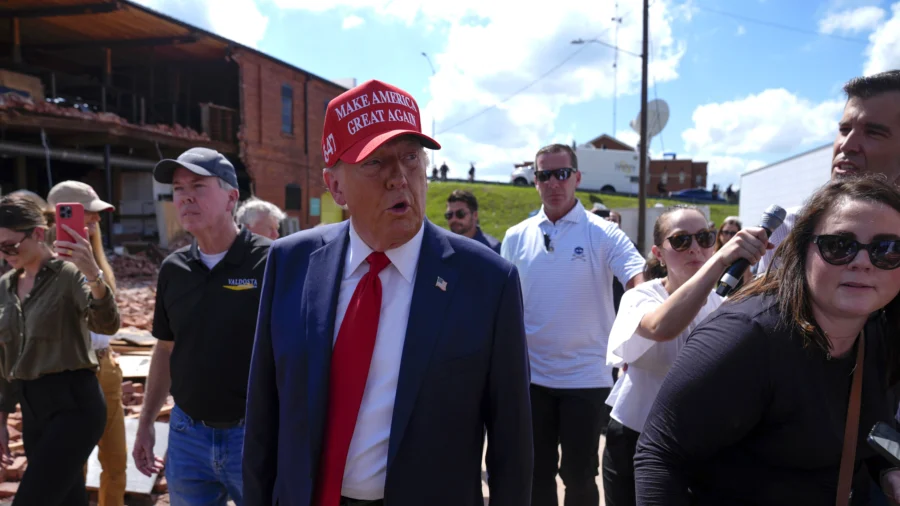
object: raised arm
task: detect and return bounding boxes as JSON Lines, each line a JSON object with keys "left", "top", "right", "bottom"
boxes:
{"left": 637, "top": 227, "right": 768, "bottom": 342}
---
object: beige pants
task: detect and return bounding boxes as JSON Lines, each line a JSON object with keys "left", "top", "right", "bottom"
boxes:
{"left": 94, "top": 351, "right": 127, "bottom": 506}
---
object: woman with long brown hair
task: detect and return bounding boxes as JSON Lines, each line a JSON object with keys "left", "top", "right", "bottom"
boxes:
{"left": 634, "top": 175, "right": 900, "bottom": 505}
{"left": 48, "top": 181, "right": 126, "bottom": 506}
{"left": 602, "top": 206, "right": 768, "bottom": 506}
{"left": 0, "top": 193, "right": 119, "bottom": 505}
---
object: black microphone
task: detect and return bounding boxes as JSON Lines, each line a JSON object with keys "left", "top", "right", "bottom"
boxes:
{"left": 715, "top": 204, "right": 786, "bottom": 297}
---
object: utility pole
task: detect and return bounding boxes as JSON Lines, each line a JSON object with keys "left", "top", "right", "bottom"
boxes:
{"left": 421, "top": 52, "right": 437, "bottom": 170}
{"left": 612, "top": 3, "right": 622, "bottom": 136}
{"left": 637, "top": 0, "right": 649, "bottom": 254}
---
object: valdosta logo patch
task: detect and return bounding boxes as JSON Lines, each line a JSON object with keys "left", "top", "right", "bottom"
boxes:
{"left": 223, "top": 278, "right": 258, "bottom": 291}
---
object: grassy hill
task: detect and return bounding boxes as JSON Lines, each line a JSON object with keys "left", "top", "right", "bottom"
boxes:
{"left": 425, "top": 181, "right": 740, "bottom": 240}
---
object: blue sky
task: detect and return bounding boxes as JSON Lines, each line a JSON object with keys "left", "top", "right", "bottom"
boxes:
{"left": 134, "top": 0, "right": 899, "bottom": 188}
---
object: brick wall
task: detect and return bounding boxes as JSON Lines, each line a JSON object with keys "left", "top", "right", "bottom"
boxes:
{"left": 647, "top": 159, "right": 708, "bottom": 196}
{"left": 233, "top": 50, "right": 345, "bottom": 229}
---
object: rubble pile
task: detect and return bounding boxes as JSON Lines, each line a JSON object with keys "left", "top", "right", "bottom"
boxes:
{"left": 0, "top": 92, "right": 211, "bottom": 142}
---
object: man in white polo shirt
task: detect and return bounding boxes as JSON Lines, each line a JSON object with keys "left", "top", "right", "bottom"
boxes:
{"left": 501, "top": 143, "right": 645, "bottom": 506}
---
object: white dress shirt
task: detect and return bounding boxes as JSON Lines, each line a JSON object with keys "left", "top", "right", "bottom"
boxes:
{"left": 501, "top": 201, "right": 646, "bottom": 389}
{"left": 334, "top": 220, "right": 424, "bottom": 500}
{"left": 605, "top": 278, "right": 723, "bottom": 431}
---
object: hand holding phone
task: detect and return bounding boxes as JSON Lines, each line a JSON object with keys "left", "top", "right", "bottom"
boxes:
{"left": 55, "top": 203, "right": 86, "bottom": 257}
{"left": 868, "top": 421, "right": 900, "bottom": 467}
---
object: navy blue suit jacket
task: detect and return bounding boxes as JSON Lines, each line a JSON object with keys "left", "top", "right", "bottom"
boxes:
{"left": 243, "top": 220, "right": 532, "bottom": 506}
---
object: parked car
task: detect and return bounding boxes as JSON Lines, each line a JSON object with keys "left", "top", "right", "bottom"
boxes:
{"left": 669, "top": 188, "right": 725, "bottom": 202}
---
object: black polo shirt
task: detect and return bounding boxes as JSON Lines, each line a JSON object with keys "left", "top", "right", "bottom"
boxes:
{"left": 152, "top": 227, "right": 271, "bottom": 422}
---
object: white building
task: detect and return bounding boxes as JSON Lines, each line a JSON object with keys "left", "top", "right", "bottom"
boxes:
{"left": 738, "top": 144, "right": 831, "bottom": 226}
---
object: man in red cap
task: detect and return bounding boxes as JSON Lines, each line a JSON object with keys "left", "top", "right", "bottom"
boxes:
{"left": 243, "top": 80, "right": 533, "bottom": 506}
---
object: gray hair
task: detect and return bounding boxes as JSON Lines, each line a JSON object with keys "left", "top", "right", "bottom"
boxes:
{"left": 236, "top": 197, "right": 286, "bottom": 228}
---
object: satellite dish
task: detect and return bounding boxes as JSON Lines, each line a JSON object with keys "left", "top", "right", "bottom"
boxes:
{"left": 629, "top": 99, "right": 670, "bottom": 139}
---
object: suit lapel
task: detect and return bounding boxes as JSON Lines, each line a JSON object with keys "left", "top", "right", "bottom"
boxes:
{"left": 387, "top": 221, "right": 459, "bottom": 469}
{"left": 305, "top": 222, "right": 349, "bottom": 463}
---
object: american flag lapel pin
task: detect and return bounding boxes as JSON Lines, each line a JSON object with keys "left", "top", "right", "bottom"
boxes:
{"left": 435, "top": 277, "right": 448, "bottom": 291}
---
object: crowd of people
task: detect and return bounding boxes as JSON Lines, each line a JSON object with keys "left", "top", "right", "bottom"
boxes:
{"left": 0, "top": 69, "right": 897, "bottom": 506}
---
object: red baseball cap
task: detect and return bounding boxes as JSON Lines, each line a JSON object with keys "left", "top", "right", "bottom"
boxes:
{"left": 321, "top": 79, "right": 441, "bottom": 167}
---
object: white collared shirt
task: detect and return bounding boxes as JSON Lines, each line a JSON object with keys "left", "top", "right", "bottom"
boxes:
{"left": 334, "top": 220, "right": 424, "bottom": 500}
{"left": 605, "top": 278, "right": 723, "bottom": 431}
{"left": 501, "top": 201, "right": 646, "bottom": 389}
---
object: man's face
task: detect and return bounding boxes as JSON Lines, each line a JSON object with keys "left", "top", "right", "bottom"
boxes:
{"left": 832, "top": 92, "right": 900, "bottom": 183}
{"left": 249, "top": 213, "right": 280, "bottom": 240}
{"left": 607, "top": 212, "right": 621, "bottom": 228}
{"left": 323, "top": 136, "right": 427, "bottom": 251}
{"left": 446, "top": 201, "right": 477, "bottom": 236}
{"left": 535, "top": 150, "right": 581, "bottom": 218}
{"left": 172, "top": 168, "right": 238, "bottom": 234}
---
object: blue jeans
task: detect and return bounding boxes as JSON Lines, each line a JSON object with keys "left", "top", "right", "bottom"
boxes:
{"left": 167, "top": 405, "right": 244, "bottom": 506}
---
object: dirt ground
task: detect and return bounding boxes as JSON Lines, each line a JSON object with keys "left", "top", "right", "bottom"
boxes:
{"left": 0, "top": 437, "right": 607, "bottom": 506}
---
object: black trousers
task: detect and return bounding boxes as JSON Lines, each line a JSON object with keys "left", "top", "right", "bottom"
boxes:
{"left": 14, "top": 369, "right": 107, "bottom": 506}
{"left": 601, "top": 418, "right": 641, "bottom": 506}
{"left": 530, "top": 384, "right": 609, "bottom": 506}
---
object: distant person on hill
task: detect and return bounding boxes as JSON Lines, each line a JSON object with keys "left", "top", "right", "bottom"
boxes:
{"left": 440, "top": 161, "right": 449, "bottom": 181}
{"left": 469, "top": 163, "right": 476, "bottom": 181}
{"left": 445, "top": 189, "right": 501, "bottom": 254}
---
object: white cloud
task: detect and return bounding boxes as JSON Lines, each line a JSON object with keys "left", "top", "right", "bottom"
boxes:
{"left": 342, "top": 15, "right": 366, "bottom": 29}
{"left": 269, "top": 0, "right": 686, "bottom": 181}
{"left": 818, "top": 5, "right": 885, "bottom": 34}
{"left": 736, "top": 25, "right": 746, "bottom": 36}
{"left": 863, "top": 2, "right": 900, "bottom": 75}
{"left": 131, "top": 0, "right": 269, "bottom": 48}
{"left": 682, "top": 89, "right": 844, "bottom": 157}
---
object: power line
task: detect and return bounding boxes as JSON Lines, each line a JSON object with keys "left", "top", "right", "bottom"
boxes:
{"left": 437, "top": 44, "right": 593, "bottom": 135}
{"left": 693, "top": 4, "right": 869, "bottom": 44}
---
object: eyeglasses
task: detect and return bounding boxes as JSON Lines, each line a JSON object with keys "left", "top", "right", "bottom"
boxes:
{"left": 665, "top": 231, "right": 717, "bottom": 251}
{"left": 444, "top": 209, "right": 469, "bottom": 220}
{"left": 0, "top": 229, "right": 33, "bottom": 256}
{"left": 535, "top": 167, "right": 577, "bottom": 183}
{"left": 812, "top": 234, "right": 900, "bottom": 270}
{"left": 720, "top": 230, "right": 737, "bottom": 237}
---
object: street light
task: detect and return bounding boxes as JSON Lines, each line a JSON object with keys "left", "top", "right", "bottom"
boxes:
{"left": 421, "top": 52, "right": 437, "bottom": 170}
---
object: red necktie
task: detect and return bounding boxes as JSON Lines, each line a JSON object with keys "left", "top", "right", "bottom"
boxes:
{"left": 314, "top": 251, "right": 391, "bottom": 506}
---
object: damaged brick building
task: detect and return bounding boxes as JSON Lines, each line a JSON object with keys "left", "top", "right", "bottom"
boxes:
{"left": 0, "top": 0, "right": 347, "bottom": 247}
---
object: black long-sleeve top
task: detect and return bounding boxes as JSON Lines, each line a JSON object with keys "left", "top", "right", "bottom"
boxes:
{"left": 634, "top": 294, "right": 894, "bottom": 506}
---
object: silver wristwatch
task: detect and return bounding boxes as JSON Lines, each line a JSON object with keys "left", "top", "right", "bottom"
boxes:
{"left": 87, "top": 269, "right": 105, "bottom": 287}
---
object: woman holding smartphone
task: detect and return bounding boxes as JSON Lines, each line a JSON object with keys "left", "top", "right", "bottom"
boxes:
{"left": 602, "top": 205, "right": 769, "bottom": 506}
{"left": 0, "top": 194, "right": 120, "bottom": 506}
{"left": 48, "top": 181, "right": 127, "bottom": 506}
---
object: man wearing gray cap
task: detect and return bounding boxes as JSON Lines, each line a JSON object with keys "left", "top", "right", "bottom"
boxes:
{"left": 133, "top": 147, "right": 271, "bottom": 506}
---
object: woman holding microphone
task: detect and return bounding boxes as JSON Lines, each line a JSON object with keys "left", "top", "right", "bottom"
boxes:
{"left": 602, "top": 205, "right": 769, "bottom": 506}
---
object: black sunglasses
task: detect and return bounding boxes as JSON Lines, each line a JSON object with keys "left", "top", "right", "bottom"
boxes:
{"left": 0, "top": 229, "right": 33, "bottom": 256}
{"left": 535, "top": 167, "right": 577, "bottom": 183}
{"left": 720, "top": 230, "right": 737, "bottom": 237}
{"left": 813, "top": 234, "right": 900, "bottom": 270}
{"left": 666, "top": 231, "right": 717, "bottom": 251}
{"left": 444, "top": 209, "right": 469, "bottom": 220}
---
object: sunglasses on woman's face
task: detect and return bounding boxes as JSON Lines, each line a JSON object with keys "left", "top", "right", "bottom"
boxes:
{"left": 535, "top": 167, "right": 577, "bottom": 183}
{"left": 812, "top": 234, "right": 900, "bottom": 270}
{"left": 666, "top": 231, "right": 717, "bottom": 252}
{"left": 720, "top": 230, "right": 737, "bottom": 237}
{"left": 0, "top": 229, "right": 33, "bottom": 256}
